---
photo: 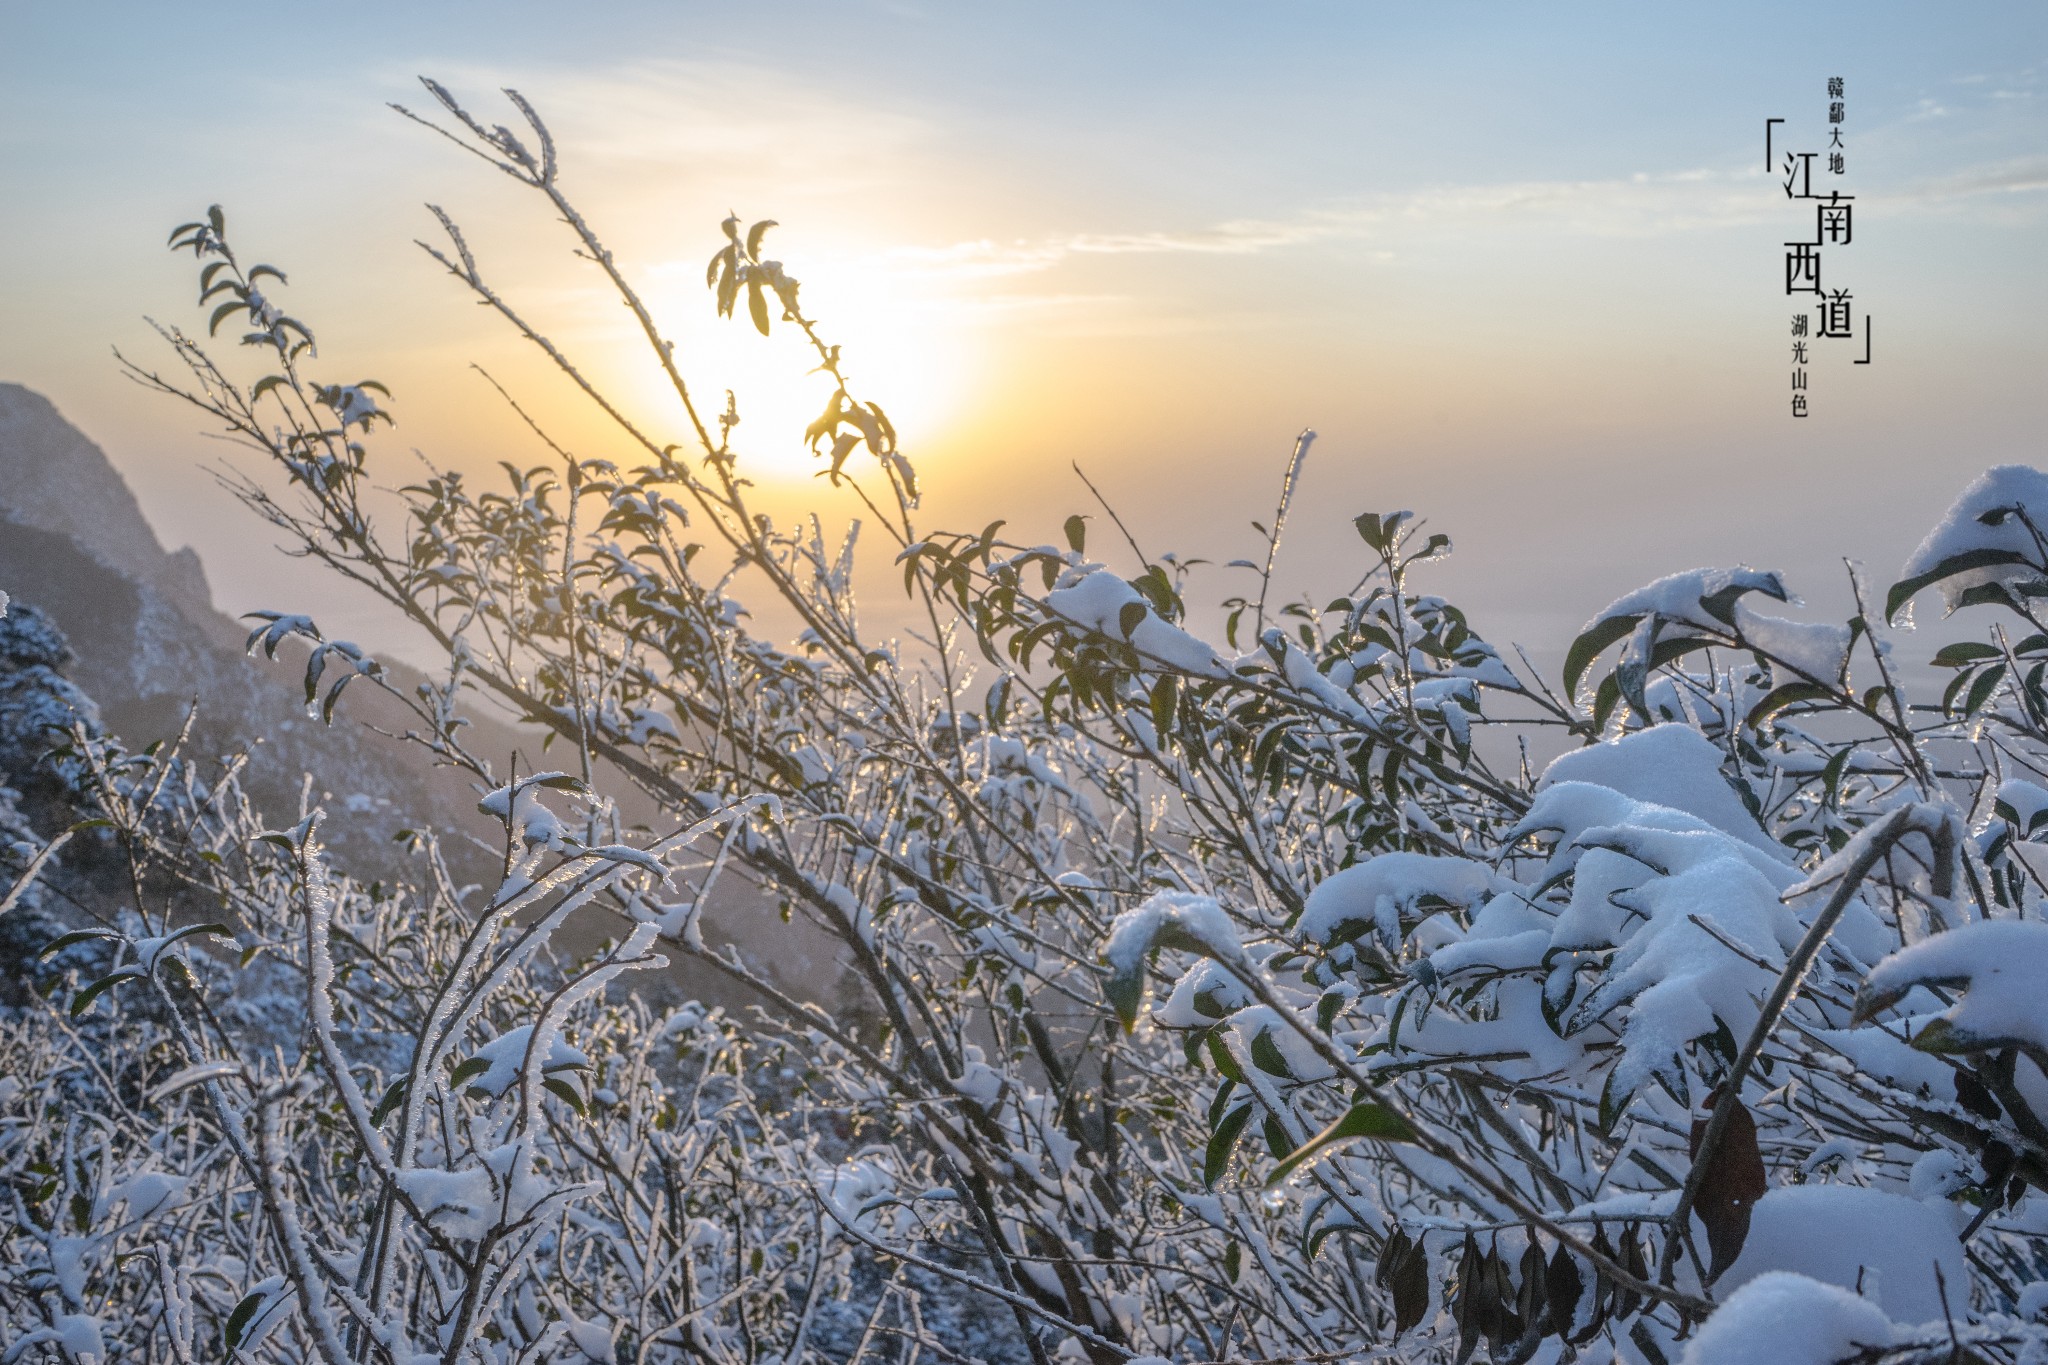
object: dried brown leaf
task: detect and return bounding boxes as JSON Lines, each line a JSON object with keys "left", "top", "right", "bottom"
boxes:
{"left": 1689, "top": 1087, "right": 1769, "bottom": 1279}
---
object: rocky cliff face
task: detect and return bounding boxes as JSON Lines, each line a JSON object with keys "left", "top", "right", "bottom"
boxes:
{"left": 0, "top": 385, "right": 214, "bottom": 611}
{"left": 0, "top": 383, "right": 830, "bottom": 1002}
{"left": 0, "top": 382, "right": 482, "bottom": 859}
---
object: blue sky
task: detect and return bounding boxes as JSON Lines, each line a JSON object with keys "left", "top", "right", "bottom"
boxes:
{"left": 2, "top": 2, "right": 2043, "bottom": 656}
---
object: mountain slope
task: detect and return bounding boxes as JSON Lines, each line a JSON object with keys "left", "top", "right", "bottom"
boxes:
{"left": 0, "top": 382, "right": 838, "bottom": 999}
{"left": 0, "top": 385, "right": 214, "bottom": 610}
{"left": 0, "top": 383, "right": 469, "bottom": 855}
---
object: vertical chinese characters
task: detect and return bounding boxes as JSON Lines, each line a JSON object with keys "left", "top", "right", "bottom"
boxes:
{"left": 1829, "top": 74, "right": 1847, "bottom": 175}
{"left": 1770, "top": 78, "right": 1869, "bottom": 418}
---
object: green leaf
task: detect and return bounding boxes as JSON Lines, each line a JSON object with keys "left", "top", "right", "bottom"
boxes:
{"left": 1304, "top": 1218, "right": 1346, "bottom": 1262}
{"left": 1149, "top": 674, "right": 1178, "bottom": 741}
{"left": 1264, "top": 1101, "right": 1414, "bottom": 1185}
{"left": 1563, "top": 614, "right": 1643, "bottom": 698}
{"left": 715, "top": 262, "right": 740, "bottom": 317}
{"left": 1820, "top": 745, "right": 1853, "bottom": 807}
{"left": 1698, "top": 573, "right": 1787, "bottom": 628}
{"left": 1205, "top": 1031, "right": 1245, "bottom": 1084}
{"left": 746, "top": 219, "right": 778, "bottom": 258}
{"left": 708, "top": 242, "right": 737, "bottom": 294}
{"left": 1063, "top": 514, "right": 1088, "bottom": 554}
{"left": 1942, "top": 668, "right": 1974, "bottom": 715}
{"left": 1118, "top": 601, "right": 1147, "bottom": 640}
{"left": 1614, "top": 619, "right": 1654, "bottom": 719}
{"left": 1909, "top": 1017, "right": 1976, "bottom": 1055}
{"left": 317, "top": 671, "right": 354, "bottom": 724}
{"left": 1205, "top": 1076, "right": 1237, "bottom": 1127}
{"left": 1411, "top": 532, "right": 1452, "bottom": 562}
{"left": 747, "top": 279, "right": 771, "bottom": 336}
{"left": 1105, "top": 913, "right": 1239, "bottom": 1033}
{"left": 1204, "top": 1102, "right": 1253, "bottom": 1187}
{"left": 1886, "top": 547, "right": 2034, "bottom": 624}
{"left": 1629, "top": 1318, "right": 1672, "bottom": 1365}
{"left": 70, "top": 969, "right": 140, "bottom": 1017}
{"left": 450, "top": 1057, "right": 491, "bottom": 1087}
{"left": 1590, "top": 673, "right": 1624, "bottom": 731}
{"left": 1744, "top": 681, "right": 1837, "bottom": 730}
{"left": 1962, "top": 662, "right": 2009, "bottom": 718}
{"left": 1261, "top": 1112, "right": 1296, "bottom": 1159}
{"left": 371, "top": 1079, "right": 408, "bottom": 1127}
{"left": 1316, "top": 989, "right": 1344, "bottom": 1034}
{"left": 163, "top": 921, "right": 234, "bottom": 950}
{"left": 1132, "top": 564, "right": 1177, "bottom": 617}
{"left": 1597, "top": 1068, "right": 1630, "bottom": 1134}
{"left": 1956, "top": 581, "right": 2039, "bottom": 612}
{"left": 1106, "top": 960, "right": 1146, "bottom": 1034}
{"left": 38, "top": 929, "right": 116, "bottom": 959}
{"left": 1250, "top": 1028, "right": 1294, "bottom": 1078}
{"left": 224, "top": 1290, "right": 265, "bottom": 1353}
{"left": 1646, "top": 634, "right": 1723, "bottom": 672}
{"left": 1932, "top": 640, "right": 2003, "bottom": 669}
{"left": 543, "top": 1076, "right": 587, "bottom": 1114}
{"left": 1546, "top": 1241, "right": 1585, "bottom": 1340}
{"left": 1353, "top": 511, "right": 1409, "bottom": 554}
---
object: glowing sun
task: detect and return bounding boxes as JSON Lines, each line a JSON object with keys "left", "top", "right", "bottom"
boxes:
{"left": 639, "top": 244, "right": 972, "bottom": 485}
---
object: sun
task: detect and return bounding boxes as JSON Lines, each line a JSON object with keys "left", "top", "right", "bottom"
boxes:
{"left": 634, "top": 244, "right": 972, "bottom": 485}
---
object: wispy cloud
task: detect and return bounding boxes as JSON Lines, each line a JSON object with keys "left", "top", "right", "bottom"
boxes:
{"left": 1896, "top": 155, "right": 2048, "bottom": 201}
{"left": 887, "top": 168, "right": 1773, "bottom": 280}
{"left": 367, "top": 57, "right": 940, "bottom": 200}
{"left": 890, "top": 151, "right": 2048, "bottom": 286}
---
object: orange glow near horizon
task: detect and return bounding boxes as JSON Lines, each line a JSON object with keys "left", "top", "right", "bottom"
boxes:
{"left": 630, "top": 245, "right": 979, "bottom": 485}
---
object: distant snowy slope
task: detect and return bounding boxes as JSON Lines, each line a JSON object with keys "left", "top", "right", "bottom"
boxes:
{"left": 0, "top": 383, "right": 834, "bottom": 1000}
{"left": 0, "top": 384, "right": 214, "bottom": 611}
{"left": 0, "top": 383, "right": 477, "bottom": 858}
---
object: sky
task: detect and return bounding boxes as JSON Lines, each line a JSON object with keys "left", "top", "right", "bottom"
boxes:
{"left": 2, "top": 2, "right": 2044, "bottom": 667}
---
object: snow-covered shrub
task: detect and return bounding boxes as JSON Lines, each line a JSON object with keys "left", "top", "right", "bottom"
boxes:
{"left": 10, "top": 77, "right": 2048, "bottom": 1363}
{"left": 0, "top": 711, "right": 840, "bottom": 1363}
{"left": 0, "top": 599, "right": 100, "bottom": 1004}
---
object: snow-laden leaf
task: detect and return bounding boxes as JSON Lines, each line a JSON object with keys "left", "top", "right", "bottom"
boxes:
{"left": 1103, "top": 892, "right": 1245, "bottom": 1032}
{"left": 458, "top": 1025, "right": 591, "bottom": 1099}
{"left": 1853, "top": 919, "right": 2048, "bottom": 1061}
{"left": 1891, "top": 465, "right": 2048, "bottom": 622}
{"left": 146, "top": 1060, "right": 243, "bottom": 1105}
